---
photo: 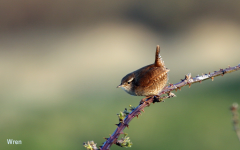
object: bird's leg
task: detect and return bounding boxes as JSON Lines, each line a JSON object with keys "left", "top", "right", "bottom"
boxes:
{"left": 153, "top": 92, "right": 176, "bottom": 103}
{"left": 139, "top": 95, "right": 154, "bottom": 105}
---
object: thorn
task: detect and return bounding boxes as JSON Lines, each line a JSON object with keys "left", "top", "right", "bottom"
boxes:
{"left": 117, "top": 133, "right": 121, "bottom": 135}
{"left": 220, "top": 69, "right": 225, "bottom": 73}
{"left": 209, "top": 72, "right": 210, "bottom": 75}
{"left": 219, "top": 69, "right": 224, "bottom": 76}
{"left": 178, "top": 87, "right": 181, "bottom": 91}
{"left": 228, "top": 65, "right": 231, "bottom": 68}
{"left": 124, "top": 124, "right": 129, "bottom": 128}
{"left": 185, "top": 73, "right": 191, "bottom": 80}
{"left": 211, "top": 77, "right": 214, "bottom": 81}
{"left": 136, "top": 115, "right": 138, "bottom": 118}
{"left": 188, "top": 83, "right": 191, "bottom": 88}
{"left": 141, "top": 109, "right": 145, "bottom": 112}
{"left": 104, "top": 137, "right": 109, "bottom": 140}
{"left": 169, "top": 83, "right": 174, "bottom": 88}
{"left": 199, "top": 80, "right": 202, "bottom": 83}
{"left": 222, "top": 70, "right": 226, "bottom": 75}
{"left": 117, "top": 133, "right": 120, "bottom": 135}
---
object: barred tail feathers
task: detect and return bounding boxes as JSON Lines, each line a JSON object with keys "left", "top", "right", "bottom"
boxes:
{"left": 154, "top": 45, "right": 165, "bottom": 67}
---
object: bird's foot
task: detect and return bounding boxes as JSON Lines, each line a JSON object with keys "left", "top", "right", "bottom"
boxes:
{"left": 153, "top": 92, "right": 176, "bottom": 103}
{"left": 139, "top": 96, "right": 153, "bottom": 105}
{"left": 152, "top": 95, "right": 161, "bottom": 103}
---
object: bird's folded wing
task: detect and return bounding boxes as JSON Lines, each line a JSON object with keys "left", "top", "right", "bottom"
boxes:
{"left": 135, "top": 66, "right": 169, "bottom": 87}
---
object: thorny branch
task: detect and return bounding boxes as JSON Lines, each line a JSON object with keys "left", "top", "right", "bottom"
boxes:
{"left": 84, "top": 63, "right": 240, "bottom": 150}
{"left": 230, "top": 103, "right": 240, "bottom": 141}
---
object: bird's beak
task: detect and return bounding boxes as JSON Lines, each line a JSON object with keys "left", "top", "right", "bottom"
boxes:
{"left": 117, "top": 84, "right": 122, "bottom": 88}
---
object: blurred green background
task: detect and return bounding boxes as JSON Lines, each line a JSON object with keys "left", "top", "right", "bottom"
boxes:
{"left": 0, "top": 0, "right": 240, "bottom": 150}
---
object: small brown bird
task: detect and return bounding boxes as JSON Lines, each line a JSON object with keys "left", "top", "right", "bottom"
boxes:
{"left": 117, "top": 45, "right": 169, "bottom": 102}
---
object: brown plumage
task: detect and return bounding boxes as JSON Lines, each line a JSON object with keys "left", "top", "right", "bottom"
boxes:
{"left": 117, "top": 45, "right": 169, "bottom": 97}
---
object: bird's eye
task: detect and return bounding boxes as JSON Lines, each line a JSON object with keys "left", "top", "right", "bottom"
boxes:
{"left": 127, "top": 82, "right": 130, "bottom": 84}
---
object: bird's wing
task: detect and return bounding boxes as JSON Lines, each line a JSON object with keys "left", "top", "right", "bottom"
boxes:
{"left": 135, "top": 65, "right": 169, "bottom": 87}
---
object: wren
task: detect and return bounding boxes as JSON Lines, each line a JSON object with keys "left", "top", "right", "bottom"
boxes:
{"left": 117, "top": 45, "right": 169, "bottom": 102}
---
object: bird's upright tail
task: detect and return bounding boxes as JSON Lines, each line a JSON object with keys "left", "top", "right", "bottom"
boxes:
{"left": 154, "top": 45, "right": 165, "bottom": 67}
